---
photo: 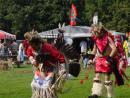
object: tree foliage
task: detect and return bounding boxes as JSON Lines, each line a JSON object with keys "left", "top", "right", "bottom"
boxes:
{"left": 0, "top": 0, "right": 129, "bottom": 39}
{"left": 84, "top": 0, "right": 130, "bottom": 33}
{"left": 0, "top": 0, "right": 71, "bottom": 39}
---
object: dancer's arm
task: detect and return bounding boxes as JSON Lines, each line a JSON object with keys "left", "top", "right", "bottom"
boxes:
{"left": 108, "top": 37, "right": 117, "bottom": 57}
{"left": 87, "top": 44, "right": 97, "bottom": 65}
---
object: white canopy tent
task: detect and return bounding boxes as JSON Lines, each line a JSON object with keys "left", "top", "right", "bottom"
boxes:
{"left": 38, "top": 25, "right": 125, "bottom": 39}
{"left": 38, "top": 25, "right": 92, "bottom": 39}
{"left": 109, "top": 30, "right": 125, "bottom": 36}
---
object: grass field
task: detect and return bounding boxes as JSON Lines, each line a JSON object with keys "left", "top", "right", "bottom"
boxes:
{"left": 0, "top": 64, "right": 130, "bottom": 98}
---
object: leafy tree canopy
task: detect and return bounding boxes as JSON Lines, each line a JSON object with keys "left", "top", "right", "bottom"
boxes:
{"left": 0, "top": 0, "right": 129, "bottom": 39}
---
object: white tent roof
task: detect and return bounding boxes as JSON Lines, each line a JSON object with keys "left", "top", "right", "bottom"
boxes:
{"left": 38, "top": 25, "right": 92, "bottom": 38}
{"left": 38, "top": 25, "right": 125, "bottom": 39}
{"left": 109, "top": 30, "right": 125, "bottom": 36}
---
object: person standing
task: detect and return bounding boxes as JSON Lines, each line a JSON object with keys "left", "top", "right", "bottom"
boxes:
{"left": 79, "top": 40, "right": 88, "bottom": 69}
{"left": 87, "top": 24, "right": 123, "bottom": 98}
{"left": 17, "top": 42, "right": 25, "bottom": 67}
{"left": 0, "top": 40, "right": 4, "bottom": 57}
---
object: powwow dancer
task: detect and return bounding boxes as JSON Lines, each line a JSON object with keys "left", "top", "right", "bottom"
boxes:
{"left": 114, "top": 35, "right": 128, "bottom": 81}
{"left": 24, "top": 33, "right": 67, "bottom": 98}
{"left": 108, "top": 33, "right": 129, "bottom": 81}
{"left": 87, "top": 24, "right": 124, "bottom": 98}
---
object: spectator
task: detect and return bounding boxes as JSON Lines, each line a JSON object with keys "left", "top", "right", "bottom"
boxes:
{"left": 0, "top": 40, "right": 4, "bottom": 56}
{"left": 17, "top": 42, "right": 25, "bottom": 67}
{"left": 79, "top": 40, "right": 88, "bottom": 69}
{"left": 10, "top": 40, "right": 18, "bottom": 56}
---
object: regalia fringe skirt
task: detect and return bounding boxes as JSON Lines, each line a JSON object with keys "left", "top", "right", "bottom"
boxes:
{"left": 31, "top": 76, "right": 58, "bottom": 98}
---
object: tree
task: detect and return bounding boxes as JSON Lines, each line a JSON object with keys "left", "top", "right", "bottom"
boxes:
{"left": 0, "top": 0, "right": 70, "bottom": 39}
{"left": 0, "top": 0, "right": 129, "bottom": 39}
{"left": 85, "top": 0, "right": 130, "bottom": 33}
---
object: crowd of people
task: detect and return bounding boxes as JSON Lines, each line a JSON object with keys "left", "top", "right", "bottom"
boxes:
{"left": 0, "top": 39, "right": 19, "bottom": 67}
{"left": 0, "top": 39, "right": 17, "bottom": 57}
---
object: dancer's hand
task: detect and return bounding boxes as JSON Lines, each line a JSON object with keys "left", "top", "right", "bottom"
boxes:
{"left": 87, "top": 60, "right": 93, "bottom": 65}
{"left": 87, "top": 60, "right": 93, "bottom": 69}
{"left": 107, "top": 56, "right": 114, "bottom": 64}
{"left": 29, "top": 56, "right": 38, "bottom": 66}
{"left": 106, "top": 61, "right": 110, "bottom": 65}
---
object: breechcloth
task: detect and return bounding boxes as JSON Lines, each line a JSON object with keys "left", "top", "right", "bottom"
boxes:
{"left": 95, "top": 57, "right": 112, "bottom": 73}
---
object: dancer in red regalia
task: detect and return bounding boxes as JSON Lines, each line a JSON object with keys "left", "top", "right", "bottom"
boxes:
{"left": 114, "top": 35, "right": 128, "bottom": 80}
{"left": 24, "top": 33, "right": 66, "bottom": 98}
{"left": 87, "top": 24, "right": 124, "bottom": 98}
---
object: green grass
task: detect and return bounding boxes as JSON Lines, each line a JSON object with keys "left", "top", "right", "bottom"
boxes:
{"left": 0, "top": 65, "right": 130, "bottom": 98}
